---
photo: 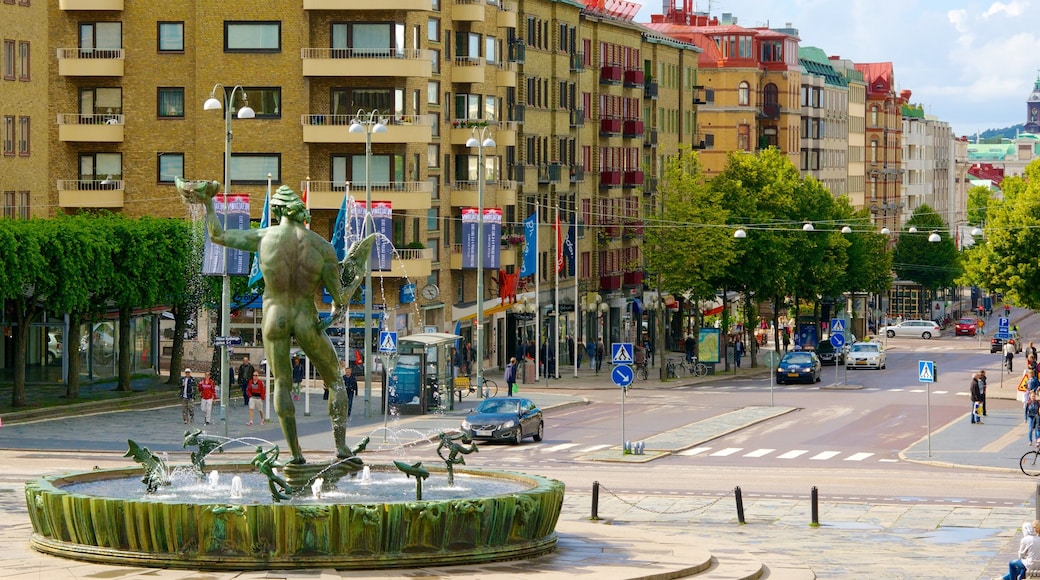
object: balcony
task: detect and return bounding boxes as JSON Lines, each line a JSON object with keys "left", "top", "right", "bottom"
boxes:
{"left": 449, "top": 120, "right": 517, "bottom": 147}
{"left": 623, "top": 271, "right": 643, "bottom": 286}
{"left": 374, "top": 247, "right": 433, "bottom": 279}
{"left": 758, "top": 102, "right": 780, "bottom": 120}
{"left": 450, "top": 244, "right": 516, "bottom": 269}
{"left": 497, "top": 61, "right": 517, "bottom": 87}
{"left": 304, "top": 0, "right": 431, "bottom": 8}
{"left": 498, "top": 1, "right": 518, "bottom": 28}
{"left": 512, "top": 164, "right": 537, "bottom": 190}
{"left": 57, "top": 48, "right": 124, "bottom": 77}
{"left": 302, "top": 181, "right": 433, "bottom": 210}
{"left": 599, "top": 170, "right": 622, "bottom": 189}
{"left": 623, "top": 69, "right": 644, "bottom": 87}
{"left": 301, "top": 114, "right": 434, "bottom": 144}
{"left": 599, "top": 117, "right": 622, "bottom": 136}
{"left": 448, "top": 180, "right": 517, "bottom": 207}
{"left": 570, "top": 51, "right": 585, "bottom": 72}
{"left": 59, "top": 0, "right": 122, "bottom": 8}
{"left": 622, "top": 119, "right": 644, "bottom": 138}
{"left": 301, "top": 48, "right": 433, "bottom": 78}
{"left": 569, "top": 165, "right": 585, "bottom": 183}
{"left": 643, "top": 128, "right": 658, "bottom": 148}
{"left": 538, "top": 163, "right": 562, "bottom": 184}
{"left": 453, "top": 0, "right": 486, "bottom": 21}
{"left": 603, "top": 224, "right": 622, "bottom": 239}
{"left": 570, "top": 108, "right": 585, "bottom": 128}
{"left": 623, "top": 170, "right": 644, "bottom": 188}
{"left": 57, "top": 113, "right": 124, "bottom": 142}
{"left": 599, "top": 65, "right": 622, "bottom": 85}
{"left": 644, "top": 177, "right": 657, "bottom": 195}
{"left": 452, "top": 57, "right": 485, "bottom": 83}
{"left": 509, "top": 104, "right": 525, "bottom": 124}
{"left": 57, "top": 179, "right": 124, "bottom": 208}
{"left": 599, "top": 274, "right": 622, "bottom": 291}
{"left": 644, "top": 80, "right": 658, "bottom": 100}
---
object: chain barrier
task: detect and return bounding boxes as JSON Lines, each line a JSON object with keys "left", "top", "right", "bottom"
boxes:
{"left": 595, "top": 482, "right": 725, "bottom": 515}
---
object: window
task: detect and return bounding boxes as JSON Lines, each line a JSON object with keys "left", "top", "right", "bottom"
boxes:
{"left": 428, "top": 18, "right": 440, "bottom": 42}
{"left": 17, "top": 116, "right": 28, "bottom": 155}
{"left": 157, "top": 87, "right": 184, "bottom": 118}
{"left": 241, "top": 87, "right": 280, "bottom": 118}
{"left": 17, "top": 41, "right": 28, "bottom": 80}
{"left": 2, "top": 116, "right": 12, "bottom": 155}
{"left": 79, "top": 152, "right": 122, "bottom": 184}
{"left": 486, "top": 36, "right": 497, "bottom": 64}
{"left": 427, "top": 144, "right": 439, "bottom": 168}
{"left": 330, "top": 88, "right": 400, "bottom": 117}
{"left": 157, "top": 22, "right": 184, "bottom": 52}
{"left": 17, "top": 191, "right": 28, "bottom": 219}
{"left": 230, "top": 153, "right": 280, "bottom": 184}
{"left": 738, "top": 81, "right": 749, "bottom": 106}
{"left": 427, "top": 208, "right": 439, "bottom": 231}
{"left": 80, "top": 87, "right": 122, "bottom": 115}
{"left": 225, "top": 22, "right": 280, "bottom": 52}
{"left": 3, "top": 192, "right": 13, "bottom": 219}
{"left": 79, "top": 22, "right": 122, "bottom": 51}
{"left": 3, "top": 40, "right": 13, "bottom": 80}
{"left": 158, "top": 153, "right": 184, "bottom": 183}
{"left": 427, "top": 81, "right": 440, "bottom": 104}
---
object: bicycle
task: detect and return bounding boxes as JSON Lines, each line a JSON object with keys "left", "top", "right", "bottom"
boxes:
{"left": 665, "top": 360, "right": 687, "bottom": 379}
{"left": 456, "top": 376, "right": 499, "bottom": 399}
{"left": 1021, "top": 441, "right": 1040, "bottom": 476}
{"left": 635, "top": 359, "right": 649, "bottom": 380}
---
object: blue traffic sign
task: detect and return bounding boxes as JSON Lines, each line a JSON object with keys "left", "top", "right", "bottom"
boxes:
{"left": 611, "top": 364, "right": 634, "bottom": 388}
{"left": 830, "top": 318, "right": 846, "bottom": 334}
{"left": 995, "top": 331, "right": 1012, "bottom": 340}
{"left": 918, "top": 360, "right": 935, "bottom": 383}
{"left": 999, "top": 317, "right": 1010, "bottom": 330}
{"left": 378, "top": 331, "right": 398, "bottom": 353}
{"left": 829, "top": 333, "right": 845, "bottom": 348}
{"left": 213, "top": 336, "right": 243, "bottom": 346}
{"left": 611, "top": 343, "right": 634, "bottom": 364}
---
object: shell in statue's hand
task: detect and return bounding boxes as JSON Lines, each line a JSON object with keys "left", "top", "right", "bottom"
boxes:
{"left": 175, "top": 177, "right": 221, "bottom": 205}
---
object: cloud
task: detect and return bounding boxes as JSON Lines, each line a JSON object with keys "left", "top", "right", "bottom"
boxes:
{"left": 982, "top": 1, "right": 1027, "bottom": 18}
{"left": 947, "top": 9, "right": 969, "bottom": 33}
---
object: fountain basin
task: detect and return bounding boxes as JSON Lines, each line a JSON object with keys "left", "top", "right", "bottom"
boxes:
{"left": 25, "top": 464, "right": 564, "bottom": 570}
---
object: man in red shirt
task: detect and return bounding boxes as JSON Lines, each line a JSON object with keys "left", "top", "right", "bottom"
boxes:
{"left": 246, "top": 375, "right": 266, "bottom": 426}
{"left": 198, "top": 371, "right": 217, "bottom": 425}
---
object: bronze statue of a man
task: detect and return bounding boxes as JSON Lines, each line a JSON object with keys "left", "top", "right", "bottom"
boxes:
{"left": 178, "top": 179, "right": 375, "bottom": 463}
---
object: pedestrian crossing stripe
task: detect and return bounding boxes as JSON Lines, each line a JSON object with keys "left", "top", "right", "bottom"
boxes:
{"left": 611, "top": 343, "right": 634, "bottom": 364}
{"left": 378, "top": 331, "right": 398, "bottom": 353}
{"left": 918, "top": 360, "right": 934, "bottom": 383}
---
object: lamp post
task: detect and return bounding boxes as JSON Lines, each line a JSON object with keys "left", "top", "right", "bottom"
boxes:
{"left": 348, "top": 109, "right": 387, "bottom": 418}
{"left": 203, "top": 84, "right": 254, "bottom": 439}
{"left": 467, "top": 126, "right": 496, "bottom": 397}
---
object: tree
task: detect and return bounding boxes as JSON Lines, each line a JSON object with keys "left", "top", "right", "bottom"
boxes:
{"left": 892, "top": 205, "right": 959, "bottom": 312}
{"left": 961, "top": 164, "right": 1040, "bottom": 309}
{"left": 966, "top": 185, "right": 994, "bottom": 227}
{"left": 0, "top": 219, "right": 48, "bottom": 406}
{"left": 833, "top": 204, "right": 893, "bottom": 297}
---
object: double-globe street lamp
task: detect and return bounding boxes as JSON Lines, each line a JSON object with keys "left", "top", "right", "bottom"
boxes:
{"left": 348, "top": 109, "right": 387, "bottom": 417}
{"left": 203, "top": 84, "right": 254, "bottom": 439}
{"left": 467, "top": 126, "right": 496, "bottom": 397}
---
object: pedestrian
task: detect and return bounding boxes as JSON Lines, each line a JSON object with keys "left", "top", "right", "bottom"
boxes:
{"left": 566, "top": 335, "right": 575, "bottom": 366}
{"left": 1006, "top": 340, "right": 1017, "bottom": 373}
{"left": 451, "top": 346, "right": 462, "bottom": 379}
{"left": 463, "top": 342, "right": 474, "bottom": 376}
{"left": 970, "top": 373, "right": 983, "bottom": 425}
{"left": 291, "top": 354, "right": 304, "bottom": 401}
{"left": 577, "top": 340, "right": 585, "bottom": 369}
{"left": 237, "top": 356, "right": 255, "bottom": 406}
{"left": 685, "top": 335, "right": 696, "bottom": 362}
{"left": 781, "top": 330, "right": 791, "bottom": 353}
{"left": 179, "top": 368, "right": 196, "bottom": 425}
{"left": 643, "top": 335, "right": 653, "bottom": 366}
{"left": 504, "top": 356, "right": 518, "bottom": 396}
{"left": 1028, "top": 392, "right": 1040, "bottom": 445}
{"left": 246, "top": 374, "right": 266, "bottom": 426}
{"left": 594, "top": 338, "right": 605, "bottom": 374}
{"left": 341, "top": 362, "right": 358, "bottom": 417}
{"left": 734, "top": 338, "right": 745, "bottom": 368}
{"left": 1029, "top": 341, "right": 1039, "bottom": 362}
{"left": 997, "top": 520, "right": 1040, "bottom": 580}
{"left": 978, "top": 369, "right": 988, "bottom": 416}
{"left": 198, "top": 370, "right": 217, "bottom": 425}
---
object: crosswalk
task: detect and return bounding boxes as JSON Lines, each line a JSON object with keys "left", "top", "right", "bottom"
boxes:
{"left": 677, "top": 446, "right": 885, "bottom": 462}
{"left": 696, "top": 384, "right": 968, "bottom": 396}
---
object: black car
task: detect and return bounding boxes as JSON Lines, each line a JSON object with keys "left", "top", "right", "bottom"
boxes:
{"left": 814, "top": 341, "right": 844, "bottom": 366}
{"left": 461, "top": 397, "right": 544, "bottom": 444}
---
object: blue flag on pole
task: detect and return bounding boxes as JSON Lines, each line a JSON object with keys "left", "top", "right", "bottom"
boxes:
{"left": 331, "top": 194, "right": 348, "bottom": 261}
{"left": 247, "top": 181, "right": 271, "bottom": 287}
{"left": 520, "top": 210, "right": 538, "bottom": 278}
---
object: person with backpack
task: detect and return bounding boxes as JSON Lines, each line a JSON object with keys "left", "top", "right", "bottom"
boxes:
{"left": 1027, "top": 391, "right": 1040, "bottom": 445}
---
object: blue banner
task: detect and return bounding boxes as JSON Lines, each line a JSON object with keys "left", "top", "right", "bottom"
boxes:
{"left": 484, "top": 208, "right": 502, "bottom": 270}
{"left": 204, "top": 193, "right": 252, "bottom": 277}
{"left": 461, "top": 208, "right": 479, "bottom": 269}
{"left": 564, "top": 219, "right": 576, "bottom": 277}
{"left": 520, "top": 210, "right": 538, "bottom": 278}
{"left": 331, "top": 194, "right": 349, "bottom": 261}
{"left": 247, "top": 189, "right": 270, "bottom": 286}
{"left": 371, "top": 201, "right": 393, "bottom": 271}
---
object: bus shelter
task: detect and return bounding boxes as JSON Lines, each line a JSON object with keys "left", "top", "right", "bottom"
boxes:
{"left": 382, "top": 332, "right": 461, "bottom": 415}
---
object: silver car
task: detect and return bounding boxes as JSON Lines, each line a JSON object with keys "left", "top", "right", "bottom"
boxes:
{"left": 846, "top": 342, "right": 886, "bottom": 370}
{"left": 880, "top": 320, "right": 941, "bottom": 339}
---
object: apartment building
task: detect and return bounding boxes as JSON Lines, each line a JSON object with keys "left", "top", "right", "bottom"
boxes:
{"left": 1, "top": 0, "right": 46, "bottom": 219}
{"left": 855, "top": 62, "right": 903, "bottom": 233}
{"left": 828, "top": 56, "right": 866, "bottom": 211}
{"left": 797, "top": 46, "right": 849, "bottom": 198}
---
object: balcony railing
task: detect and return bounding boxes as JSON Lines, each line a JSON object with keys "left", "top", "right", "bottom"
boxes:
{"left": 644, "top": 80, "right": 658, "bottom": 99}
{"left": 599, "top": 170, "right": 622, "bottom": 189}
{"left": 644, "top": 177, "right": 658, "bottom": 195}
{"left": 623, "top": 69, "right": 644, "bottom": 87}
{"left": 759, "top": 102, "right": 780, "bottom": 120}
{"left": 599, "top": 65, "right": 622, "bottom": 84}
{"left": 570, "top": 108, "right": 585, "bottom": 127}
{"left": 56, "top": 48, "right": 124, "bottom": 76}
{"left": 623, "top": 271, "right": 643, "bottom": 286}
{"left": 300, "top": 48, "right": 433, "bottom": 77}
{"left": 569, "top": 165, "right": 585, "bottom": 183}
{"left": 510, "top": 104, "right": 525, "bottom": 124}
{"left": 538, "top": 163, "right": 562, "bottom": 184}
{"left": 599, "top": 117, "right": 621, "bottom": 135}
{"left": 623, "top": 170, "right": 644, "bottom": 188}
{"left": 599, "top": 274, "right": 622, "bottom": 290}
{"left": 57, "top": 113, "right": 125, "bottom": 142}
{"left": 643, "top": 128, "right": 658, "bottom": 147}
{"left": 569, "top": 51, "right": 585, "bottom": 72}
{"left": 622, "top": 119, "right": 644, "bottom": 138}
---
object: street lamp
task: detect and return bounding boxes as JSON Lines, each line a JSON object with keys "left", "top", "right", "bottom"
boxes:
{"left": 348, "top": 109, "right": 387, "bottom": 417}
{"left": 203, "top": 84, "right": 254, "bottom": 439}
{"left": 466, "top": 126, "right": 496, "bottom": 397}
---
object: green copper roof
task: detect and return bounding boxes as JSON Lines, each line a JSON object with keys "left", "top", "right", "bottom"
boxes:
{"left": 798, "top": 46, "right": 846, "bottom": 87}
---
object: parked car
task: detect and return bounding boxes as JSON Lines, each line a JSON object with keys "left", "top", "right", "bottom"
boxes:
{"left": 775, "top": 351, "right": 821, "bottom": 384}
{"left": 460, "top": 397, "right": 544, "bottom": 444}
{"left": 991, "top": 332, "right": 1023, "bottom": 354}
{"left": 879, "top": 320, "right": 941, "bottom": 339}
{"left": 846, "top": 341, "right": 886, "bottom": 370}
{"left": 954, "top": 318, "right": 978, "bottom": 336}
{"left": 46, "top": 332, "right": 62, "bottom": 366}
{"left": 814, "top": 340, "right": 844, "bottom": 366}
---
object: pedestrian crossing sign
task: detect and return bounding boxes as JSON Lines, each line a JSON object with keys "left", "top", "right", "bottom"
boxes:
{"left": 830, "top": 318, "right": 845, "bottom": 333}
{"left": 378, "top": 331, "right": 398, "bottom": 353}
{"left": 918, "top": 360, "right": 935, "bottom": 383}
{"left": 611, "top": 343, "right": 634, "bottom": 364}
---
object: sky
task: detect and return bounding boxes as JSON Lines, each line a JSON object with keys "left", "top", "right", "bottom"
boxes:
{"left": 632, "top": 0, "right": 1040, "bottom": 137}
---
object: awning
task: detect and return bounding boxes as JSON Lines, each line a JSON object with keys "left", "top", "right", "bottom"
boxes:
{"left": 703, "top": 305, "right": 724, "bottom": 317}
{"left": 458, "top": 301, "right": 514, "bottom": 322}
{"left": 399, "top": 332, "right": 463, "bottom": 347}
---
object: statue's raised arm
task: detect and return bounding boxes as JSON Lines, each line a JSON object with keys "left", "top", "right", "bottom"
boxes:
{"left": 176, "top": 177, "right": 261, "bottom": 253}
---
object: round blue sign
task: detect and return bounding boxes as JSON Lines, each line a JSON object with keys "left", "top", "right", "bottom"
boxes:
{"left": 829, "top": 334, "right": 845, "bottom": 348}
{"left": 611, "top": 364, "right": 634, "bottom": 388}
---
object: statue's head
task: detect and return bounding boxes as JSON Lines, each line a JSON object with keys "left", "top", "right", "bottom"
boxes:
{"left": 270, "top": 185, "right": 311, "bottom": 224}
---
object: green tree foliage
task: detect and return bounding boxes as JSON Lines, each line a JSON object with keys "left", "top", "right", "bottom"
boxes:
{"left": 961, "top": 164, "right": 1040, "bottom": 309}
{"left": 892, "top": 205, "right": 959, "bottom": 292}
{"left": 833, "top": 203, "right": 893, "bottom": 295}
{"left": 966, "top": 185, "right": 993, "bottom": 227}
{"left": 1, "top": 219, "right": 47, "bottom": 406}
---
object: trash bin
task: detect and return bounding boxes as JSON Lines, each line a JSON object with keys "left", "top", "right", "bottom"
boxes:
{"left": 523, "top": 359, "right": 536, "bottom": 384}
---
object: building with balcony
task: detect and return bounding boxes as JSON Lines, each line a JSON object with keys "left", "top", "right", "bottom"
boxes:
{"left": 857, "top": 61, "right": 904, "bottom": 233}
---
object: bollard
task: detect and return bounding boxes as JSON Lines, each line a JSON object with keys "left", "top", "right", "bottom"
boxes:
{"left": 734, "top": 486, "right": 745, "bottom": 524}
{"left": 591, "top": 481, "right": 600, "bottom": 521}
{"left": 811, "top": 486, "right": 819, "bottom": 527}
